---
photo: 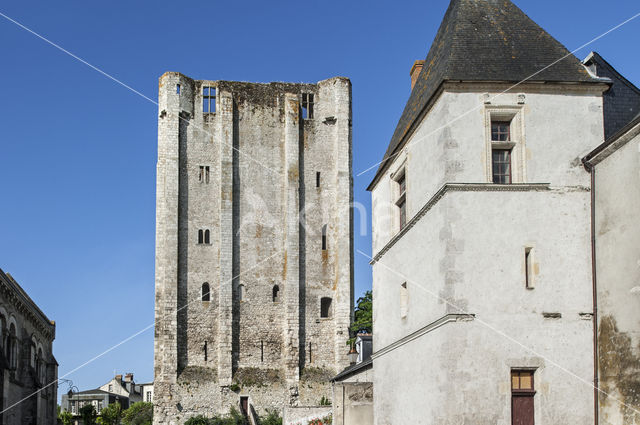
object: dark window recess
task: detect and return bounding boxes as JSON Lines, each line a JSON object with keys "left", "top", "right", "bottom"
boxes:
{"left": 492, "top": 149, "right": 512, "bottom": 184}
{"left": 204, "top": 341, "right": 208, "bottom": 361}
{"left": 198, "top": 230, "right": 204, "bottom": 244}
{"left": 397, "top": 173, "right": 407, "bottom": 229}
{"left": 525, "top": 248, "right": 532, "bottom": 289}
{"left": 204, "top": 229, "right": 210, "bottom": 244}
{"left": 199, "top": 166, "right": 210, "bottom": 183}
{"left": 203, "top": 87, "right": 216, "bottom": 113}
{"left": 511, "top": 370, "right": 535, "bottom": 425}
{"left": 272, "top": 285, "right": 280, "bottom": 302}
{"left": 302, "top": 93, "right": 314, "bottom": 119}
{"left": 320, "top": 297, "right": 332, "bottom": 318}
{"left": 492, "top": 121, "right": 511, "bottom": 141}
{"left": 260, "top": 340, "right": 264, "bottom": 362}
{"left": 176, "top": 84, "right": 181, "bottom": 94}
{"left": 316, "top": 172, "right": 321, "bottom": 188}
{"left": 309, "top": 342, "right": 313, "bottom": 363}
{"left": 322, "top": 224, "right": 327, "bottom": 250}
{"left": 202, "top": 283, "right": 210, "bottom": 302}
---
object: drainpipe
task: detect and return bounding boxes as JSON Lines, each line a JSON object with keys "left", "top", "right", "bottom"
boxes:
{"left": 585, "top": 160, "right": 599, "bottom": 425}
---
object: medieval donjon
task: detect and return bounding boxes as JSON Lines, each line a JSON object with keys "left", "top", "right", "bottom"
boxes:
{"left": 153, "top": 72, "right": 353, "bottom": 424}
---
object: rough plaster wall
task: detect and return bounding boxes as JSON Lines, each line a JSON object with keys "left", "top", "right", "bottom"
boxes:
{"left": 154, "top": 74, "right": 352, "bottom": 424}
{"left": 372, "top": 87, "right": 604, "bottom": 253}
{"left": 370, "top": 86, "right": 602, "bottom": 425}
{"left": 594, "top": 129, "right": 640, "bottom": 423}
{"left": 332, "top": 381, "right": 373, "bottom": 425}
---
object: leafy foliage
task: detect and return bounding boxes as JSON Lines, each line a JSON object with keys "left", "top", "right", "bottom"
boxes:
{"left": 319, "top": 396, "right": 331, "bottom": 406}
{"left": 348, "top": 290, "right": 372, "bottom": 345}
{"left": 58, "top": 409, "right": 73, "bottom": 425}
{"left": 121, "top": 402, "right": 153, "bottom": 425}
{"left": 259, "top": 409, "right": 282, "bottom": 425}
{"left": 183, "top": 407, "right": 281, "bottom": 425}
{"left": 80, "top": 404, "right": 98, "bottom": 425}
{"left": 98, "top": 402, "right": 122, "bottom": 425}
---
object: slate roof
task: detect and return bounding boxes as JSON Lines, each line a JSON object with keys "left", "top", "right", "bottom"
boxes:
{"left": 368, "top": 0, "right": 599, "bottom": 189}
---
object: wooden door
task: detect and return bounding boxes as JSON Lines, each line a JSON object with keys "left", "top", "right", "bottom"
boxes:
{"left": 512, "top": 394, "right": 534, "bottom": 425}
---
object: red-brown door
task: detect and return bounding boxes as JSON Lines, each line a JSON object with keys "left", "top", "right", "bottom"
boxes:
{"left": 512, "top": 394, "right": 534, "bottom": 425}
{"left": 240, "top": 397, "right": 248, "bottom": 416}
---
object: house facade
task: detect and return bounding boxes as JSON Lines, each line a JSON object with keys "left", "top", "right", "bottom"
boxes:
{"left": 153, "top": 73, "right": 353, "bottom": 423}
{"left": 367, "top": 0, "right": 640, "bottom": 424}
{"left": 0, "top": 269, "right": 57, "bottom": 425}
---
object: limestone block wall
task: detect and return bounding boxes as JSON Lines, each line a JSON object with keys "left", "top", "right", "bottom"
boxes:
{"left": 154, "top": 73, "right": 352, "bottom": 424}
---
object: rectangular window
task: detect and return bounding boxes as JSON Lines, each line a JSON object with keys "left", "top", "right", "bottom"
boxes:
{"left": 203, "top": 87, "right": 216, "bottom": 113}
{"left": 176, "top": 84, "right": 181, "bottom": 94}
{"left": 316, "top": 171, "right": 321, "bottom": 188}
{"left": 511, "top": 370, "right": 535, "bottom": 425}
{"left": 146, "top": 391, "right": 152, "bottom": 402}
{"left": 492, "top": 121, "right": 511, "bottom": 141}
{"left": 199, "top": 166, "right": 210, "bottom": 183}
{"left": 302, "top": 93, "right": 314, "bottom": 119}
{"left": 199, "top": 166, "right": 204, "bottom": 182}
{"left": 396, "top": 172, "right": 407, "bottom": 230}
{"left": 492, "top": 149, "right": 512, "bottom": 184}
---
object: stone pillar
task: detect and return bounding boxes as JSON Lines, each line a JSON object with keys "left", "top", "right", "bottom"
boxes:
{"left": 333, "top": 79, "right": 353, "bottom": 371}
{"left": 217, "top": 90, "right": 234, "bottom": 386}
{"left": 283, "top": 93, "right": 301, "bottom": 401}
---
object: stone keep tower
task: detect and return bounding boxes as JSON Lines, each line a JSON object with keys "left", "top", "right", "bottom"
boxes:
{"left": 153, "top": 72, "right": 353, "bottom": 424}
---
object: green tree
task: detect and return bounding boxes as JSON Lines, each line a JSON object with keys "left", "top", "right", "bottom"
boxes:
{"left": 98, "top": 402, "right": 122, "bottom": 425}
{"left": 121, "top": 402, "right": 153, "bottom": 425}
{"left": 58, "top": 409, "right": 73, "bottom": 425}
{"left": 80, "top": 404, "right": 98, "bottom": 425}
{"left": 350, "top": 290, "right": 372, "bottom": 336}
{"left": 258, "top": 409, "right": 282, "bottom": 425}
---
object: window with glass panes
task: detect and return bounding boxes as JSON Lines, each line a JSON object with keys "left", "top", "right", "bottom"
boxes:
{"left": 397, "top": 173, "right": 407, "bottom": 229}
{"left": 492, "top": 149, "right": 512, "bottom": 183}
{"left": 203, "top": 87, "right": 216, "bottom": 113}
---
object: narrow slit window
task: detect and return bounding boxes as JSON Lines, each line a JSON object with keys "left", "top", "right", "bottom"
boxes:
{"left": 238, "top": 284, "right": 245, "bottom": 301}
{"left": 302, "top": 93, "right": 314, "bottom": 119}
{"left": 272, "top": 285, "right": 280, "bottom": 302}
{"left": 204, "top": 229, "right": 210, "bottom": 244}
{"left": 322, "top": 224, "right": 327, "bottom": 251}
{"left": 320, "top": 297, "right": 332, "bottom": 318}
{"left": 203, "top": 86, "right": 216, "bottom": 113}
{"left": 400, "top": 282, "right": 408, "bottom": 318}
{"left": 199, "top": 166, "right": 204, "bottom": 182}
{"left": 261, "top": 340, "right": 264, "bottom": 362}
{"left": 204, "top": 341, "right": 208, "bottom": 361}
{"left": 396, "top": 172, "right": 407, "bottom": 230}
{"left": 205, "top": 166, "right": 210, "bottom": 183}
{"left": 176, "top": 84, "right": 181, "bottom": 94}
{"left": 316, "top": 171, "right": 321, "bottom": 188}
{"left": 202, "top": 282, "right": 210, "bottom": 302}
{"left": 525, "top": 247, "right": 534, "bottom": 289}
{"left": 198, "top": 229, "right": 204, "bottom": 244}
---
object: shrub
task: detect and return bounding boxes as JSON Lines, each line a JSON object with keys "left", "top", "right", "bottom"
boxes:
{"left": 122, "top": 402, "right": 153, "bottom": 425}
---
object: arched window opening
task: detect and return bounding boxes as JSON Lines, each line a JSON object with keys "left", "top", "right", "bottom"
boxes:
{"left": 37, "top": 348, "right": 44, "bottom": 383}
{"left": 0, "top": 316, "right": 5, "bottom": 351}
{"left": 198, "top": 229, "right": 204, "bottom": 244}
{"left": 8, "top": 323, "right": 17, "bottom": 369}
{"left": 204, "top": 229, "right": 210, "bottom": 244}
{"left": 202, "top": 283, "right": 210, "bottom": 302}
{"left": 320, "top": 297, "right": 332, "bottom": 318}
{"left": 321, "top": 224, "right": 327, "bottom": 251}
{"left": 272, "top": 285, "right": 280, "bottom": 303}
{"left": 238, "top": 284, "right": 245, "bottom": 302}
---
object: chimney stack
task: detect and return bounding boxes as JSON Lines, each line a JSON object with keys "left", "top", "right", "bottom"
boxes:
{"left": 115, "top": 374, "right": 123, "bottom": 382}
{"left": 410, "top": 60, "right": 425, "bottom": 90}
{"left": 124, "top": 373, "right": 134, "bottom": 383}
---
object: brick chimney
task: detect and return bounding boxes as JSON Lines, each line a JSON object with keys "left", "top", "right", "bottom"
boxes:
{"left": 124, "top": 373, "right": 134, "bottom": 383}
{"left": 410, "top": 60, "right": 425, "bottom": 90}
{"left": 115, "top": 374, "right": 122, "bottom": 382}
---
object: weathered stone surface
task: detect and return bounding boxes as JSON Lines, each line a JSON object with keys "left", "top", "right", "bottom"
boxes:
{"left": 154, "top": 73, "right": 353, "bottom": 424}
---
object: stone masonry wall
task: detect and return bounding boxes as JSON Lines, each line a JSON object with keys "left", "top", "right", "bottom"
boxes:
{"left": 154, "top": 73, "right": 352, "bottom": 424}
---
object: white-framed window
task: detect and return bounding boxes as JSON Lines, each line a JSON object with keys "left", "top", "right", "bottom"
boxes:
{"left": 146, "top": 391, "right": 152, "bottom": 402}
{"left": 484, "top": 107, "right": 525, "bottom": 184}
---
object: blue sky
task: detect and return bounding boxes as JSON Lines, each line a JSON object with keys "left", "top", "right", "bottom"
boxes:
{"left": 0, "top": 0, "right": 638, "bottom": 398}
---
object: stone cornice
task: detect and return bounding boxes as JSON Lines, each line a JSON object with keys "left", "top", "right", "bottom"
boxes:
{"left": 371, "top": 183, "right": 552, "bottom": 264}
{"left": 371, "top": 313, "right": 475, "bottom": 360}
{"left": 0, "top": 271, "right": 55, "bottom": 341}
